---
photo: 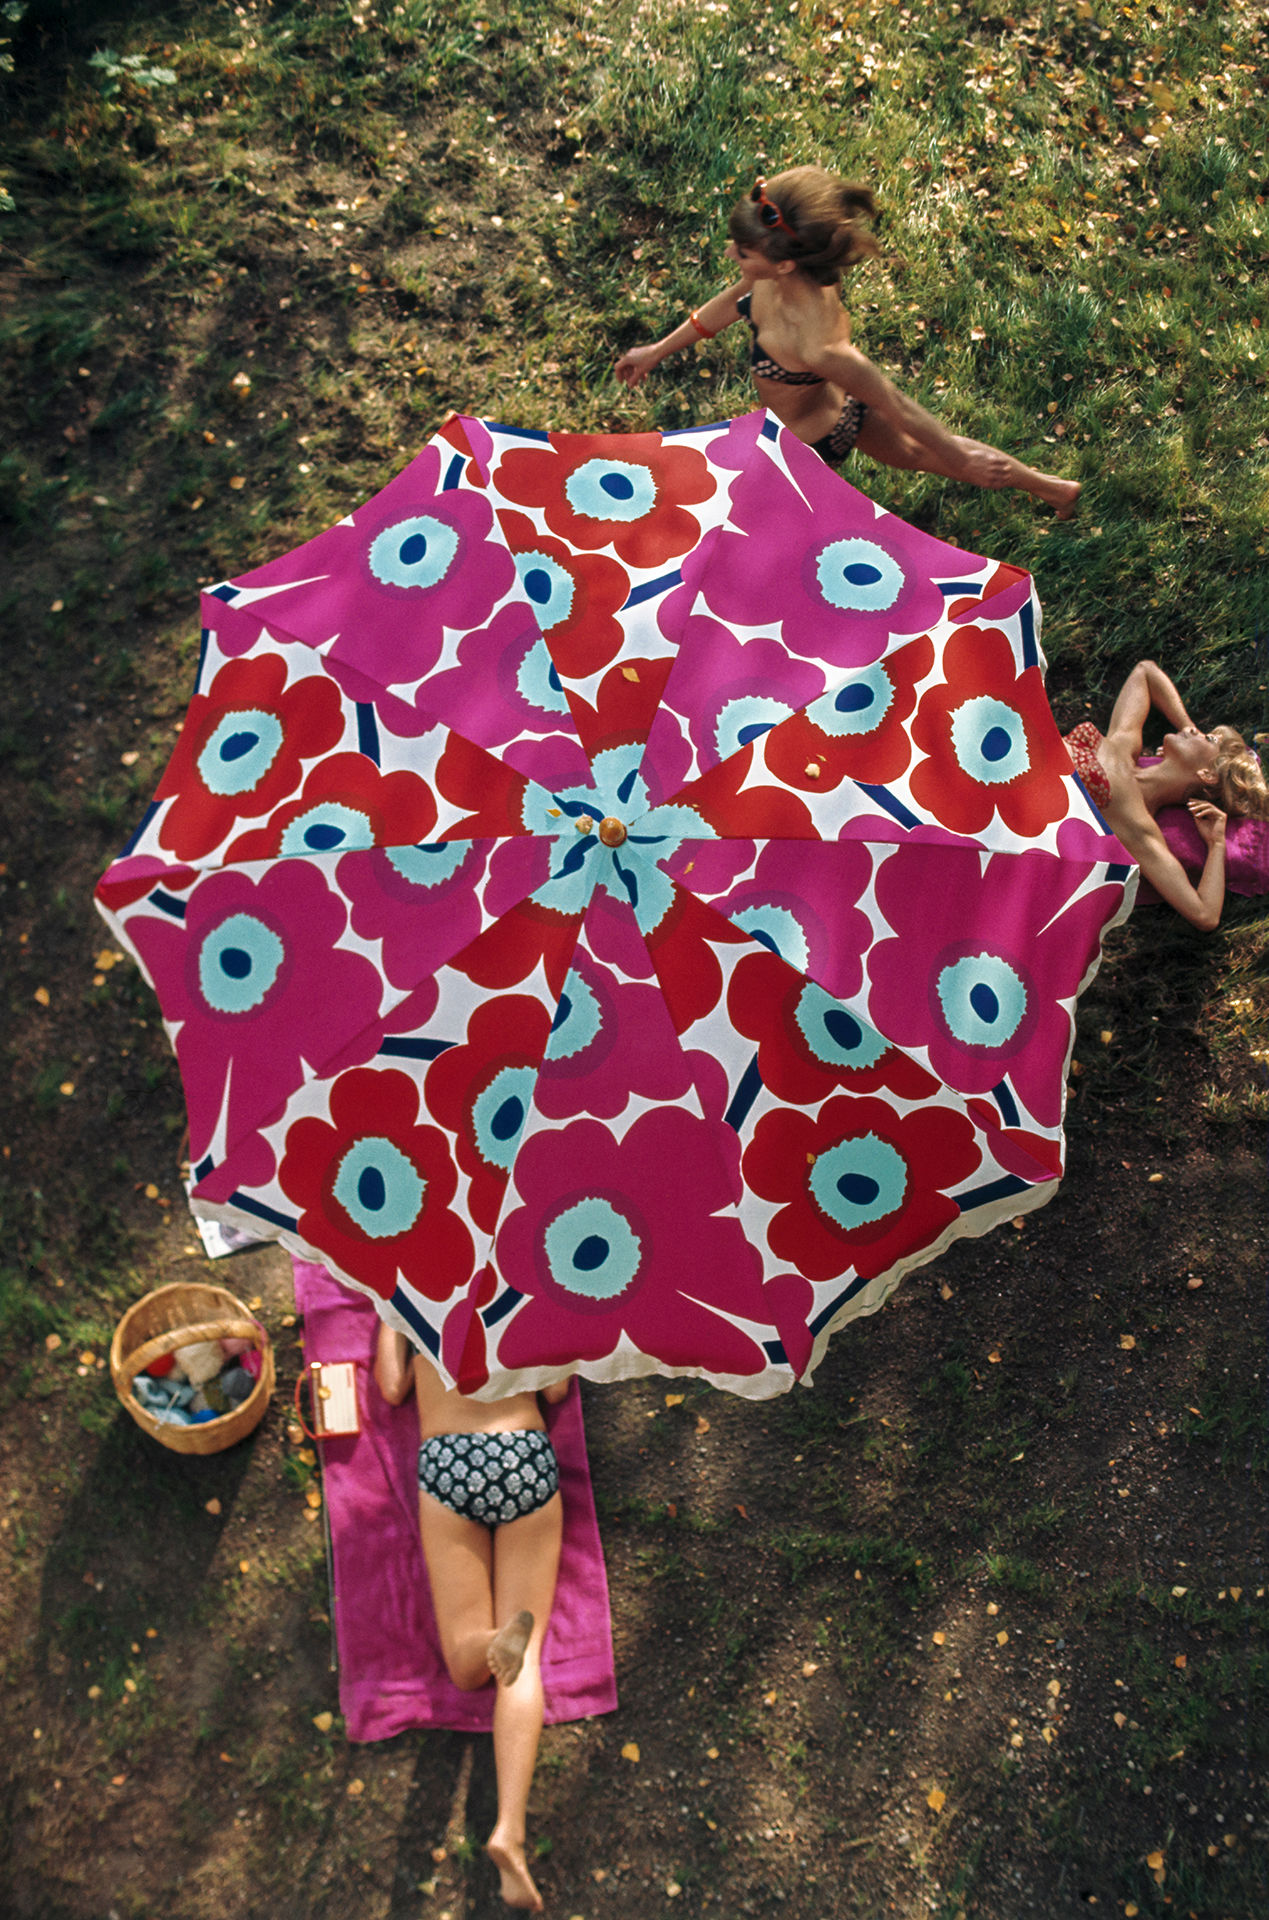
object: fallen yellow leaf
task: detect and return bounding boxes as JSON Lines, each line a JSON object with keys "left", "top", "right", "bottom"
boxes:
{"left": 228, "top": 475, "right": 246, "bottom": 490}
{"left": 1100, "top": 1028, "right": 1113, "bottom": 1044}
{"left": 1047, "top": 1680, "right": 1060, "bottom": 1697}
{"left": 695, "top": 1414, "right": 710, "bottom": 1435}
{"left": 996, "top": 1630, "right": 1009, "bottom": 1646}
{"left": 1174, "top": 1654, "right": 1187, "bottom": 1669}
{"left": 986, "top": 1602, "right": 999, "bottom": 1616}
{"left": 346, "top": 1778, "right": 364, "bottom": 1797}
{"left": 1147, "top": 1172, "right": 1163, "bottom": 1183}
{"left": 987, "top": 1349, "right": 1002, "bottom": 1363}
{"left": 1146, "top": 1849, "right": 1164, "bottom": 1871}
{"left": 932, "top": 1631, "right": 946, "bottom": 1646}
{"left": 238, "top": 1559, "right": 250, "bottom": 1574}
{"left": 313, "top": 1711, "right": 333, "bottom": 1733}
{"left": 204, "top": 1498, "right": 221, "bottom": 1516}
{"left": 34, "top": 987, "right": 50, "bottom": 1007}
{"left": 120, "top": 750, "right": 140, "bottom": 766}
{"left": 927, "top": 1786, "right": 946, "bottom": 1813}
{"left": 45, "top": 1333, "right": 62, "bottom": 1352}
{"left": 801, "top": 1661, "right": 819, "bottom": 1677}
{"left": 621, "top": 1742, "right": 640, "bottom": 1762}
{"left": 665, "top": 1393, "right": 684, "bottom": 1407}
{"left": 306, "top": 1487, "right": 322, "bottom": 1509}
{"left": 1119, "top": 1334, "right": 1136, "bottom": 1350}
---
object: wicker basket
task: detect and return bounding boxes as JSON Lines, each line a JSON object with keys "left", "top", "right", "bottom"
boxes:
{"left": 110, "top": 1281, "right": 275, "bottom": 1455}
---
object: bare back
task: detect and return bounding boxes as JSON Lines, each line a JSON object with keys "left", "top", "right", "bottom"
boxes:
{"left": 411, "top": 1353, "right": 547, "bottom": 1441}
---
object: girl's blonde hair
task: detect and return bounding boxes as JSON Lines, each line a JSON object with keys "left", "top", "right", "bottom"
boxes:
{"left": 1207, "top": 728, "right": 1269, "bottom": 821}
{"left": 728, "top": 165, "right": 879, "bottom": 285}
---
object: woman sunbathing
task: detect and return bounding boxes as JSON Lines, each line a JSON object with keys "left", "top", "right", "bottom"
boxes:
{"left": 375, "top": 1323, "right": 569, "bottom": 1912}
{"left": 614, "top": 163, "right": 1080, "bottom": 514}
{"left": 1063, "top": 659, "right": 1269, "bottom": 929}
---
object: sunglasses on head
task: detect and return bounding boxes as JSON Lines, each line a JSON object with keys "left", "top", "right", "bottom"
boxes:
{"left": 750, "top": 176, "right": 797, "bottom": 238}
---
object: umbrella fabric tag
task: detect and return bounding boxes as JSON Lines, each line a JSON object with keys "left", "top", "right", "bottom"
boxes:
{"left": 308, "top": 1361, "right": 361, "bottom": 1438}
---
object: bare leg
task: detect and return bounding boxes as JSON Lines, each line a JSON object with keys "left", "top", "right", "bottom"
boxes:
{"left": 417, "top": 1490, "right": 504, "bottom": 1689}
{"left": 486, "top": 1492, "right": 563, "bottom": 1912}
{"left": 852, "top": 409, "right": 1081, "bottom": 518}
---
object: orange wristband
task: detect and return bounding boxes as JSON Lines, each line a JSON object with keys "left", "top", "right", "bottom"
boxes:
{"left": 688, "top": 309, "right": 717, "bottom": 340}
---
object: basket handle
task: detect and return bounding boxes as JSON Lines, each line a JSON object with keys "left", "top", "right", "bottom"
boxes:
{"left": 118, "top": 1317, "right": 266, "bottom": 1389}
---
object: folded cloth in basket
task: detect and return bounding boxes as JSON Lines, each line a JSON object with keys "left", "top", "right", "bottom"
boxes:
{"left": 290, "top": 1257, "right": 618, "bottom": 1742}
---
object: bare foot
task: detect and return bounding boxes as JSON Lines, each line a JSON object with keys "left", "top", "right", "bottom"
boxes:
{"left": 487, "top": 1831, "right": 543, "bottom": 1911}
{"left": 1048, "top": 476, "right": 1082, "bottom": 520}
{"left": 487, "top": 1609, "right": 534, "bottom": 1687}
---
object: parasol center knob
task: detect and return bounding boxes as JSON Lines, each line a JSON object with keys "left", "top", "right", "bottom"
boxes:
{"left": 598, "top": 816, "right": 627, "bottom": 848}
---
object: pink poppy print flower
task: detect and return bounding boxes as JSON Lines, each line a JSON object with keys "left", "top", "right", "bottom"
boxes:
{"left": 125, "top": 862, "right": 384, "bottom": 1164}
{"left": 534, "top": 949, "right": 708, "bottom": 1122}
{"left": 762, "top": 634, "right": 935, "bottom": 793}
{"left": 702, "top": 840, "right": 875, "bottom": 1008}
{"left": 743, "top": 1094, "right": 980, "bottom": 1284}
{"left": 648, "top": 615, "right": 827, "bottom": 781}
{"left": 658, "top": 436, "right": 961, "bottom": 668}
{"left": 225, "top": 753, "right": 437, "bottom": 862}
{"left": 493, "top": 1108, "right": 773, "bottom": 1377}
{"left": 338, "top": 840, "right": 492, "bottom": 990}
{"left": 155, "top": 654, "right": 344, "bottom": 861}
{"left": 728, "top": 950, "right": 937, "bottom": 1106}
{"left": 424, "top": 996, "right": 554, "bottom": 1233}
{"left": 280, "top": 1067, "right": 474, "bottom": 1302}
{"left": 231, "top": 440, "right": 516, "bottom": 688}
{"left": 909, "top": 626, "right": 1070, "bottom": 837}
{"left": 866, "top": 843, "right": 1122, "bottom": 1127}
{"left": 497, "top": 509, "right": 631, "bottom": 680}
{"left": 493, "top": 430, "right": 718, "bottom": 569}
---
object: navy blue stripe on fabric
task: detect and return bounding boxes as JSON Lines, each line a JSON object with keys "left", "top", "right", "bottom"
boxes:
{"left": 118, "top": 800, "right": 159, "bottom": 859}
{"left": 1107, "top": 863, "right": 1132, "bottom": 883}
{"left": 207, "top": 583, "right": 239, "bottom": 603}
{"left": 762, "top": 1339, "right": 788, "bottom": 1365}
{"left": 723, "top": 1056, "right": 764, "bottom": 1132}
{"left": 622, "top": 569, "right": 682, "bottom": 609}
{"left": 992, "top": 1078, "right": 1021, "bottom": 1129}
{"left": 1019, "top": 596, "right": 1038, "bottom": 669}
{"left": 483, "top": 1286, "right": 523, "bottom": 1329}
{"left": 664, "top": 420, "right": 727, "bottom": 439}
{"left": 228, "top": 1191, "right": 298, "bottom": 1231}
{"left": 195, "top": 626, "right": 210, "bottom": 691}
{"left": 938, "top": 580, "right": 981, "bottom": 597}
{"left": 855, "top": 782, "right": 922, "bottom": 830}
{"left": 377, "top": 1037, "right": 455, "bottom": 1061}
{"left": 147, "top": 888, "right": 187, "bottom": 920}
{"left": 954, "top": 1173, "right": 1031, "bottom": 1214}
{"left": 442, "top": 452, "right": 464, "bottom": 491}
{"left": 808, "top": 1272, "right": 873, "bottom": 1334}
{"left": 1071, "top": 771, "right": 1110, "bottom": 830}
{"left": 193, "top": 1155, "right": 215, "bottom": 1182}
{"left": 356, "top": 702, "right": 380, "bottom": 765}
{"left": 392, "top": 1289, "right": 440, "bottom": 1357}
{"left": 484, "top": 423, "right": 551, "bottom": 442}
{"left": 761, "top": 416, "right": 781, "bottom": 441}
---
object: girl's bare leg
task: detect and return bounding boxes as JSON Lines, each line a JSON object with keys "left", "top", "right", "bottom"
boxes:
{"left": 486, "top": 1492, "right": 564, "bottom": 1912}
{"left": 417, "top": 1491, "right": 506, "bottom": 1687}
{"left": 852, "top": 410, "right": 1081, "bottom": 518}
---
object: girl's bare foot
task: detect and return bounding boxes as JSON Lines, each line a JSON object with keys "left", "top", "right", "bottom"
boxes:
{"left": 487, "top": 1831, "right": 544, "bottom": 1911}
{"left": 487, "top": 1610, "right": 534, "bottom": 1687}
{"left": 1045, "top": 475, "right": 1081, "bottom": 520}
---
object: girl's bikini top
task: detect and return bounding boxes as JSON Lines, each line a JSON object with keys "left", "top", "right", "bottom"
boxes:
{"left": 737, "top": 291, "right": 825, "bottom": 387}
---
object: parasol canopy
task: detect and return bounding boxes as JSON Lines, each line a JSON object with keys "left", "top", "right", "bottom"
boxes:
{"left": 96, "top": 410, "right": 1135, "bottom": 1399}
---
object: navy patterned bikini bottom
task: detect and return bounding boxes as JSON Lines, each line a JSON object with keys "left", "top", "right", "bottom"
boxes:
{"left": 417, "top": 1429, "right": 560, "bottom": 1527}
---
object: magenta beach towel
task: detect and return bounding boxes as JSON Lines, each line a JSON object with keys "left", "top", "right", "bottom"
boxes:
{"left": 291, "top": 1257, "right": 618, "bottom": 1741}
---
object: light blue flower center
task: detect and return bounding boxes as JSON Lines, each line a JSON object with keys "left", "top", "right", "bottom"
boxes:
{"left": 813, "top": 538, "right": 904, "bottom": 613}
{"left": 949, "top": 696, "right": 1030, "bottom": 787}
{"left": 471, "top": 1065, "right": 534, "bottom": 1171}
{"left": 385, "top": 841, "right": 470, "bottom": 887}
{"left": 935, "top": 953, "right": 1028, "bottom": 1049}
{"left": 197, "top": 709, "right": 284, "bottom": 797}
{"left": 516, "top": 637, "right": 572, "bottom": 717}
{"left": 197, "top": 912, "right": 285, "bottom": 1014}
{"left": 713, "top": 694, "right": 793, "bottom": 761}
{"left": 515, "top": 549, "right": 576, "bottom": 632}
{"left": 732, "top": 904, "right": 810, "bottom": 974}
{"left": 545, "top": 972, "right": 603, "bottom": 1062}
{"left": 564, "top": 458, "right": 657, "bottom": 524}
{"left": 807, "top": 664, "right": 895, "bottom": 739}
{"left": 809, "top": 1132, "right": 908, "bottom": 1233}
{"left": 332, "top": 1136, "right": 426, "bottom": 1239}
{"left": 794, "top": 984, "right": 889, "bottom": 1071}
{"left": 279, "top": 801, "right": 374, "bottom": 856}
{"left": 543, "top": 1196, "right": 644, "bottom": 1300}
{"left": 369, "top": 514, "right": 460, "bottom": 590}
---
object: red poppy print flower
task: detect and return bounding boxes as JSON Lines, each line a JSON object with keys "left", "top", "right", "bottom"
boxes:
{"left": 434, "top": 732, "right": 534, "bottom": 840}
{"left": 96, "top": 855, "right": 196, "bottom": 914}
{"left": 744, "top": 1095, "right": 980, "bottom": 1283}
{"left": 424, "top": 995, "right": 554, "bottom": 1233}
{"left": 155, "top": 654, "right": 345, "bottom": 861}
{"left": 762, "top": 635, "right": 935, "bottom": 793}
{"left": 225, "top": 753, "right": 437, "bottom": 862}
{"left": 280, "top": 1067, "right": 474, "bottom": 1302}
{"left": 493, "top": 430, "right": 717, "bottom": 569}
{"left": 728, "top": 951, "right": 937, "bottom": 1106}
{"left": 909, "top": 626, "right": 1070, "bottom": 837}
{"left": 497, "top": 509, "right": 630, "bottom": 680}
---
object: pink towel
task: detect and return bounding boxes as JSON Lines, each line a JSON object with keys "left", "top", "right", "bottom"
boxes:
{"left": 1153, "top": 805, "right": 1269, "bottom": 899}
{"left": 290, "top": 1258, "right": 618, "bottom": 1742}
